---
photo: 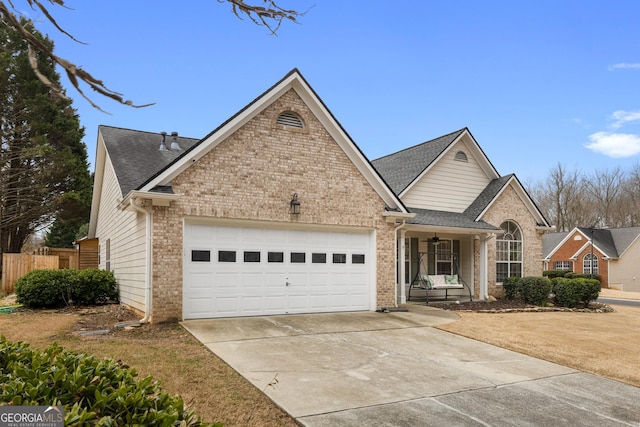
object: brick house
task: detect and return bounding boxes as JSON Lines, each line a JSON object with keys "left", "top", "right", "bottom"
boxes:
{"left": 543, "top": 227, "right": 640, "bottom": 291}
{"left": 88, "top": 69, "right": 553, "bottom": 321}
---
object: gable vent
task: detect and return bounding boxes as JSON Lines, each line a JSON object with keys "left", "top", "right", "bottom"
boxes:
{"left": 454, "top": 150, "right": 468, "bottom": 162}
{"left": 276, "top": 111, "right": 305, "bottom": 129}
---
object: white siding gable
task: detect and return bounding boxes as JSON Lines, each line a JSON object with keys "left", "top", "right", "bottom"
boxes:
{"left": 402, "top": 139, "right": 491, "bottom": 212}
{"left": 94, "top": 154, "right": 147, "bottom": 313}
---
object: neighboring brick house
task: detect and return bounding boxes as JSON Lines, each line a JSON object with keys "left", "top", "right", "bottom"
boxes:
{"left": 543, "top": 227, "right": 640, "bottom": 291}
{"left": 88, "top": 69, "right": 553, "bottom": 321}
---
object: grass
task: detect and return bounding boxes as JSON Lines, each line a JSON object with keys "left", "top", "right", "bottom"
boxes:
{"left": 436, "top": 304, "right": 640, "bottom": 387}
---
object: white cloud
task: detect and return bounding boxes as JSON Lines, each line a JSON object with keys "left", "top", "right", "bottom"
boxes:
{"left": 610, "top": 110, "right": 640, "bottom": 129}
{"left": 585, "top": 132, "right": 640, "bottom": 158}
{"left": 608, "top": 63, "right": 640, "bottom": 71}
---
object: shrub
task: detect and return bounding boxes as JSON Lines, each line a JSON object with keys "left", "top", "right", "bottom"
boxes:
{"left": 0, "top": 337, "right": 217, "bottom": 426}
{"left": 543, "top": 269, "right": 573, "bottom": 279}
{"left": 553, "top": 277, "right": 601, "bottom": 308}
{"left": 15, "top": 269, "right": 118, "bottom": 308}
{"left": 563, "top": 271, "right": 602, "bottom": 284}
{"left": 75, "top": 269, "right": 119, "bottom": 305}
{"left": 14, "top": 269, "right": 77, "bottom": 308}
{"left": 503, "top": 277, "right": 520, "bottom": 300}
{"left": 518, "top": 276, "right": 552, "bottom": 306}
{"left": 553, "top": 278, "right": 581, "bottom": 308}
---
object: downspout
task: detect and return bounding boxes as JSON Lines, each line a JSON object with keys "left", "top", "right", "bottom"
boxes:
{"left": 130, "top": 198, "right": 152, "bottom": 323}
{"left": 394, "top": 219, "right": 407, "bottom": 306}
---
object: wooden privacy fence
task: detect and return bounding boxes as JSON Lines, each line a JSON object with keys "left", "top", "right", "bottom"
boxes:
{"left": 33, "top": 248, "right": 79, "bottom": 270}
{"left": 1, "top": 253, "right": 72, "bottom": 293}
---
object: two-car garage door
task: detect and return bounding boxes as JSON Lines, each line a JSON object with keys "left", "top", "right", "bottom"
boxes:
{"left": 183, "top": 220, "right": 375, "bottom": 319}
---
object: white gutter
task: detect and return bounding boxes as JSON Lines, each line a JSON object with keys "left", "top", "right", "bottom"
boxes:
{"left": 129, "top": 198, "right": 153, "bottom": 323}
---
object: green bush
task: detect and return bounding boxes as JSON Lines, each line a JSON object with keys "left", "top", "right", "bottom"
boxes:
{"left": 15, "top": 269, "right": 118, "bottom": 308}
{"left": 553, "top": 278, "right": 581, "bottom": 308}
{"left": 552, "top": 277, "right": 601, "bottom": 308}
{"left": 543, "top": 269, "right": 573, "bottom": 279}
{"left": 518, "top": 276, "right": 552, "bottom": 306}
{"left": 0, "top": 337, "right": 217, "bottom": 426}
{"left": 75, "top": 269, "right": 119, "bottom": 305}
{"left": 503, "top": 277, "right": 520, "bottom": 300}
{"left": 14, "top": 269, "right": 77, "bottom": 308}
{"left": 562, "top": 271, "right": 602, "bottom": 283}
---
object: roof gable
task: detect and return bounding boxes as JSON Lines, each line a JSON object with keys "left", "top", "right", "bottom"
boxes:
{"left": 466, "top": 174, "right": 551, "bottom": 228}
{"left": 139, "top": 69, "right": 406, "bottom": 212}
{"left": 371, "top": 128, "right": 500, "bottom": 197}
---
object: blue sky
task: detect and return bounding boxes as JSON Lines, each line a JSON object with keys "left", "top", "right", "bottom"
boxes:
{"left": 23, "top": 1, "right": 640, "bottom": 184}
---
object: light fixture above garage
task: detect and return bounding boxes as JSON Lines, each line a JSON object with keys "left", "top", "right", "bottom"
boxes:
{"left": 290, "top": 193, "right": 300, "bottom": 215}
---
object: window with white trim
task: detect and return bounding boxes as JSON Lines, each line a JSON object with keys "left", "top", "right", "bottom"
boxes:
{"left": 496, "top": 221, "right": 522, "bottom": 283}
{"left": 583, "top": 253, "right": 598, "bottom": 275}
{"left": 554, "top": 261, "right": 571, "bottom": 270}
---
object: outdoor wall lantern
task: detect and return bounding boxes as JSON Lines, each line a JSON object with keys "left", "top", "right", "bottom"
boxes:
{"left": 290, "top": 193, "right": 300, "bottom": 215}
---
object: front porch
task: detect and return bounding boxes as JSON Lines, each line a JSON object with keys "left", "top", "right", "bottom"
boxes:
{"left": 397, "top": 227, "right": 496, "bottom": 305}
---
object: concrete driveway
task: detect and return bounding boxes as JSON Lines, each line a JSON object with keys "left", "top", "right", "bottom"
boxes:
{"left": 182, "top": 306, "right": 640, "bottom": 426}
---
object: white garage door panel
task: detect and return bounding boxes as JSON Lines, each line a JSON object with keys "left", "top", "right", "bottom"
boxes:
{"left": 183, "top": 222, "right": 374, "bottom": 319}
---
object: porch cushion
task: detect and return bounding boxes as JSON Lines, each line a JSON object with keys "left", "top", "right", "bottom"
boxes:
{"left": 429, "top": 275, "right": 447, "bottom": 287}
{"left": 428, "top": 274, "right": 463, "bottom": 289}
{"left": 445, "top": 274, "right": 458, "bottom": 284}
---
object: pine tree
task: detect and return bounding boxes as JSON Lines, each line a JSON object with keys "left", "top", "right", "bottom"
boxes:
{"left": 0, "top": 19, "right": 89, "bottom": 261}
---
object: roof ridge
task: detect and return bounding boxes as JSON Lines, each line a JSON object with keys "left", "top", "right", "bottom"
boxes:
{"left": 372, "top": 127, "right": 467, "bottom": 162}
{"left": 99, "top": 124, "right": 200, "bottom": 141}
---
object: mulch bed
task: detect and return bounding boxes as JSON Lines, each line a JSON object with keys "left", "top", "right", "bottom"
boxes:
{"left": 439, "top": 299, "right": 613, "bottom": 313}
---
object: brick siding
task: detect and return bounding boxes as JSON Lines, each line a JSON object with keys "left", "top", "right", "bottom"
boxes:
{"left": 149, "top": 89, "right": 396, "bottom": 321}
{"left": 480, "top": 185, "right": 545, "bottom": 297}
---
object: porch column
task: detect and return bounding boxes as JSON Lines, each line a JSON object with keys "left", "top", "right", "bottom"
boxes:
{"left": 479, "top": 235, "right": 489, "bottom": 300}
{"left": 399, "top": 229, "right": 407, "bottom": 304}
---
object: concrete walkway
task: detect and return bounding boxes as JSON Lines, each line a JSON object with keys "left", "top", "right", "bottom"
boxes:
{"left": 183, "top": 306, "right": 640, "bottom": 426}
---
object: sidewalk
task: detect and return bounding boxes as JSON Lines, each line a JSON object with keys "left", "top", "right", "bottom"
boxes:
{"left": 599, "top": 288, "right": 640, "bottom": 300}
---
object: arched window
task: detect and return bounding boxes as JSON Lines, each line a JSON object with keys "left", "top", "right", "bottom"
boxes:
{"left": 496, "top": 221, "right": 522, "bottom": 283}
{"left": 583, "top": 253, "right": 598, "bottom": 275}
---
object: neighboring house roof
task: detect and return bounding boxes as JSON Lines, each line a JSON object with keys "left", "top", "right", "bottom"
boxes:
{"left": 99, "top": 126, "right": 200, "bottom": 196}
{"left": 543, "top": 227, "right": 640, "bottom": 260}
{"left": 542, "top": 231, "right": 568, "bottom": 259}
{"left": 371, "top": 129, "right": 466, "bottom": 195}
{"left": 609, "top": 227, "right": 640, "bottom": 257}
{"left": 576, "top": 227, "right": 618, "bottom": 258}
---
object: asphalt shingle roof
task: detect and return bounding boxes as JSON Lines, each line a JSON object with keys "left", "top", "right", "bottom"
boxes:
{"left": 609, "top": 227, "right": 640, "bottom": 256}
{"left": 99, "top": 126, "right": 200, "bottom": 196}
{"left": 577, "top": 227, "right": 618, "bottom": 257}
{"left": 464, "top": 175, "right": 513, "bottom": 220}
{"left": 407, "top": 207, "right": 501, "bottom": 231}
{"left": 542, "top": 232, "right": 568, "bottom": 258}
{"left": 371, "top": 128, "right": 466, "bottom": 194}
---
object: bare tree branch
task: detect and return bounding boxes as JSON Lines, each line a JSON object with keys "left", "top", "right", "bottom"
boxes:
{"left": 0, "top": 1, "right": 309, "bottom": 111}
{"left": 223, "top": 0, "right": 311, "bottom": 35}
